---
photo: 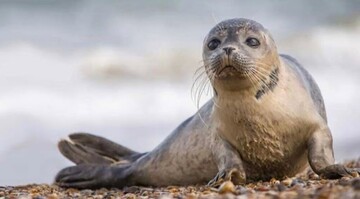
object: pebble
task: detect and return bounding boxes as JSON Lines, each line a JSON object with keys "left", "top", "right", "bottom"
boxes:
{"left": 222, "top": 193, "right": 236, "bottom": 198}
{"left": 256, "top": 186, "right": 270, "bottom": 192}
{"left": 186, "top": 193, "right": 197, "bottom": 199}
{"left": 218, "top": 181, "right": 235, "bottom": 194}
{"left": 123, "top": 186, "right": 140, "bottom": 194}
{"left": 281, "top": 178, "right": 293, "bottom": 187}
{"left": 270, "top": 178, "right": 280, "bottom": 186}
{"left": 351, "top": 178, "right": 360, "bottom": 190}
{"left": 276, "top": 183, "right": 287, "bottom": 192}
{"left": 308, "top": 173, "right": 320, "bottom": 180}
{"left": 316, "top": 186, "right": 333, "bottom": 199}
{"left": 0, "top": 160, "right": 359, "bottom": 198}
{"left": 351, "top": 171, "right": 360, "bottom": 178}
{"left": 290, "top": 178, "right": 305, "bottom": 187}
{"left": 80, "top": 189, "right": 93, "bottom": 196}
{"left": 339, "top": 176, "right": 352, "bottom": 186}
{"left": 279, "top": 191, "right": 298, "bottom": 199}
{"left": 235, "top": 185, "right": 247, "bottom": 195}
{"left": 201, "top": 190, "right": 212, "bottom": 195}
{"left": 124, "top": 193, "right": 137, "bottom": 198}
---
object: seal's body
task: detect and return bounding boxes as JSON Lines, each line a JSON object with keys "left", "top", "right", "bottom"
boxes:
{"left": 55, "top": 18, "right": 359, "bottom": 189}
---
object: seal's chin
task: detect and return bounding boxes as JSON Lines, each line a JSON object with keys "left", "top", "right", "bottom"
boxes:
{"left": 218, "top": 65, "right": 236, "bottom": 74}
{"left": 216, "top": 65, "right": 247, "bottom": 79}
{"left": 212, "top": 64, "right": 253, "bottom": 91}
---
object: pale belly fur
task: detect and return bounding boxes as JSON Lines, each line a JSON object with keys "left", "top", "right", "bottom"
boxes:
{"left": 218, "top": 106, "right": 311, "bottom": 181}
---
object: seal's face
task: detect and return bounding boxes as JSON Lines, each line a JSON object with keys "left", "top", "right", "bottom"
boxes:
{"left": 203, "top": 18, "right": 279, "bottom": 91}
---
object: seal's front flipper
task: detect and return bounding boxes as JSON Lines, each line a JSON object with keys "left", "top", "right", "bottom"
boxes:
{"left": 55, "top": 164, "right": 132, "bottom": 189}
{"left": 308, "top": 126, "right": 360, "bottom": 178}
{"left": 58, "top": 140, "right": 114, "bottom": 165}
{"left": 209, "top": 137, "right": 246, "bottom": 187}
{"left": 208, "top": 168, "right": 245, "bottom": 187}
{"left": 318, "top": 164, "right": 360, "bottom": 179}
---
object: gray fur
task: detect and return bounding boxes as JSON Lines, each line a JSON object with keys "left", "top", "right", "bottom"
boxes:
{"left": 55, "top": 18, "right": 359, "bottom": 189}
{"left": 281, "top": 54, "right": 327, "bottom": 122}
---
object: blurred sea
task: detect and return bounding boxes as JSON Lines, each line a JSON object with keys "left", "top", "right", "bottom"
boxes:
{"left": 0, "top": 0, "right": 359, "bottom": 185}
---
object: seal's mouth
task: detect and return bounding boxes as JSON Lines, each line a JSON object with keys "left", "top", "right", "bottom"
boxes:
{"left": 215, "top": 64, "right": 250, "bottom": 80}
{"left": 218, "top": 65, "right": 237, "bottom": 75}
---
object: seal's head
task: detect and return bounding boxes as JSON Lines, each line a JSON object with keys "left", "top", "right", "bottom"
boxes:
{"left": 203, "top": 18, "right": 280, "bottom": 92}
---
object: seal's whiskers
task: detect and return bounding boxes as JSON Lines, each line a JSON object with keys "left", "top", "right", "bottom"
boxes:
{"left": 192, "top": 63, "right": 217, "bottom": 110}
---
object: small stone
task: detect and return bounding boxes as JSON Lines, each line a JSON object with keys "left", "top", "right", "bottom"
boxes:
{"left": 235, "top": 185, "right": 247, "bottom": 195}
{"left": 201, "top": 190, "right": 212, "bottom": 195}
{"left": 320, "top": 179, "right": 328, "bottom": 184}
{"left": 123, "top": 186, "right": 140, "bottom": 194}
{"left": 266, "top": 190, "right": 279, "bottom": 197}
{"left": 46, "top": 193, "right": 58, "bottom": 199}
{"left": 166, "top": 186, "right": 179, "bottom": 189}
{"left": 31, "top": 194, "right": 43, "bottom": 199}
{"left": 171, "top": 192, "right": 181, "bottom": 198}
{"left": 140, "top": 187, "right": 154, "bottom": 192}
{"left": 222, "top": 193, "right": 236, "bottom": 198}
{"left": 141, "top": 191, "right": 149, "bottom": 196}
{"left": 350, "top": 171, "right": 359, "bottom": 178}
{"left": 95, "top": 188, "right": 108, "bottom": 195}
{"left": 281, "top": 178, "right": 293, "bottom": 187}
{"left": 186, "top": 193, "right": 197, "bottom": 199}
{"left": 246, "top": 183, "right": 256, "bottom": 189}
{"left": 279, "top": 191, "right": 298, "bottom": 199}
{"left": 290, "top": 178, "right": 305, "bottom": 187}
{"left": 308, "top": 173, "right": 320, "bottom": 180}
{"left": 316, "top": 186, "right": 332, "bottom": 199}
{"left": 351, "top": 178, "right": 360, "bottom": 190}
{"left": 168, "top": 188, "right": 179, "bottom": 193}
{"left": 256, "top": 186, "right": 270, "bottom": 192}
{"left": 124, "top": 193, "right": 137, "bottom": 199}
{"left": 65, "top": 188, "right": 78, "bottom": 194}
{"left": 80, "top": 189, "right": 93, "bottom": 196}
{"left": 270, "top": 178, "right": 280, "bottom": 186}
{"left": 207, "top": 187, "right": 216, "bottom": 192}
{"left": 218, "top": 181, "right": 235, "bottom": 194}
{"left": 276, "top": 183, "right": 287, "bottom": 192}
{"left": 187, "top": 186, "right": 196, "bottom": 192}
{"left": 18, "top": 196, "right": 32, "bottom": 199}
{"left": 339, "top": 177, "right": 352, "bottom": 186}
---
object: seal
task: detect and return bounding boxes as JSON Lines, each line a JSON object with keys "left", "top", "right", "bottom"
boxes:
{"left": 55, "top": 18, "right": 359, "bottom": 189}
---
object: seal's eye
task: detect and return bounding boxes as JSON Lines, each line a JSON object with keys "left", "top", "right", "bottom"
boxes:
{"left": 245, "top": 37, "right": 260, "bottom": 48}
{"left": 208, "top": 39, "right": 221, "bottom": 50}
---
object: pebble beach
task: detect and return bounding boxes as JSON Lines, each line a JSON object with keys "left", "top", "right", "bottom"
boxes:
{"left": 1, "top": 159, "right": 359, "bottom": 199}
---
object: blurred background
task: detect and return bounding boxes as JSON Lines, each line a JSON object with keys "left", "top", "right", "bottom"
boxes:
{"left": 0, "top": 0, "right": 359, "bottom": 185}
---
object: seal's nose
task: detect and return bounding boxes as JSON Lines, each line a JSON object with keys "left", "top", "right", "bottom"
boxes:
{"left": 223, "top": 47, "right": 235, "bottom": 55}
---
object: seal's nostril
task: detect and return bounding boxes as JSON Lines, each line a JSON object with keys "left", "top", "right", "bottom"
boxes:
{"left": 223, "top": 47, "right": 235, "bottom": 55}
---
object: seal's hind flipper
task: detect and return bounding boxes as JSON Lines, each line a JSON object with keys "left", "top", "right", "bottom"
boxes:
{"left": 68, "top": 132, "right": 138, "bottom": 160}
{"left": 58, "top": 140, "right": 114, "bottom": 165}
{"left": 55, "top": 164, "right": 132, "bottom": 189}
{"left": 58, "top": 133, "right": 143, "bottom": 165}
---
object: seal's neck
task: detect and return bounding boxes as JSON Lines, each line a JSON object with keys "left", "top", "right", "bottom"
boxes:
{"left": 254, "top": 66, "right": 280, "bottom": 99}
{"left": 213, "top": 64, "right": 280, "bottom": 105}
